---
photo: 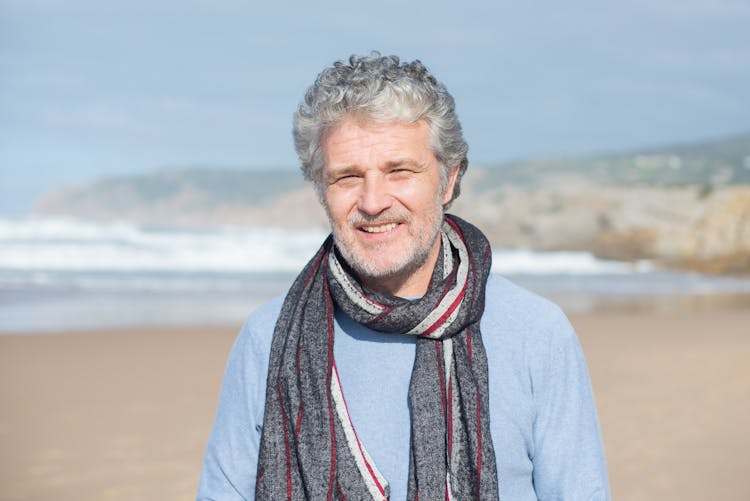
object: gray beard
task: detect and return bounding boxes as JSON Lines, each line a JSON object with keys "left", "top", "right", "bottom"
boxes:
{"left": 329, "top": 207, "right": 444, "bottom": 288}
{"left": 334, "top": 222, "right": 441, "bottom": 283}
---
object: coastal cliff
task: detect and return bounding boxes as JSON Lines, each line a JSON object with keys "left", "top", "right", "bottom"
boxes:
{"left": 34, "top": 134, "right": 750, "bottom": 273}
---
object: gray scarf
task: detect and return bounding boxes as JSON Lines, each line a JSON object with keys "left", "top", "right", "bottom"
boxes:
{"left": 256, "top": 215, "right": 499, "bottom": 500}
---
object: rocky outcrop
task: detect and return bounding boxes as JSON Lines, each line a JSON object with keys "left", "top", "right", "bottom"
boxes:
{"left": 452, "top": 183, "right": 750, "bottom": 274}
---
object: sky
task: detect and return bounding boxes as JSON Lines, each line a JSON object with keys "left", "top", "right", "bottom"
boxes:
{"left": 1, "top": 0, "right": 749, "bottom": 215}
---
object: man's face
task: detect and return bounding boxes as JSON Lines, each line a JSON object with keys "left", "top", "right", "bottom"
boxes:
{"left": 321, "top": 118, "right": 458, "bottom": 295}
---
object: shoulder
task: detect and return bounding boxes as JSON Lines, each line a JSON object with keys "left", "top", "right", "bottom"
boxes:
{"left": 236, "top": 295, "right": 285, "bottom": 351}
{"left": 480, "top": 274, "right": 582, "bottom": 397}
{"left": 482, "top": 273, "right": 574, "bottom": 346}
{"left": 482, "top": 277, "right": 610, "bottom": 498}
{"left": 197, "top": 295, "right": 285, "bottom": 500}
{"left": 245, "top": 294, "right": 285, "bottom": 334}
{"left": 225, "top": 295, "right": 285, "bottom": 383}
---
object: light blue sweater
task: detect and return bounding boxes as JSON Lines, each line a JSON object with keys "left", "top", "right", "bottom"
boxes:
{"left": 198, "top": 274, "right": 610, "bottom": 500}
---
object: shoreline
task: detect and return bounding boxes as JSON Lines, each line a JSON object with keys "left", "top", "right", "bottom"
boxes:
{"left": 2, "top": 287, "right": 750, "bottom": 335}
{"left": 1, "top": 309, "right": 749, "bottom": 500}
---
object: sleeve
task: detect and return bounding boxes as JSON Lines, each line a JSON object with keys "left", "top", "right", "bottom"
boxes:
{"left": 196, "top": 318, "right": 270, "bottom": 501}
{"left": 530, "top": 309, "right": 611, "bottom": 500}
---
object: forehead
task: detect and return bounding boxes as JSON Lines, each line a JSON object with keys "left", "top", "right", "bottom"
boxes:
{"left": 322, "top": 118, "right": 434, "bottom": 169}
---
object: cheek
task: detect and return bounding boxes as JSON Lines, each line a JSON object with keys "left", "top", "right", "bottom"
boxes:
{"left": 324, "top": 189, "right": 355, "bottom": 223}
{"left": 395, "top": 182, "right": 442, "bottom": 210}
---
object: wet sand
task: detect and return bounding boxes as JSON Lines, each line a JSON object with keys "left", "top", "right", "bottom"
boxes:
{"left": 1, "top": 308, "right": 749, "bottom": 500}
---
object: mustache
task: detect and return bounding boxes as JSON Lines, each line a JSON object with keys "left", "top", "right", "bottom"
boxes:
{"left": 347, "top": 211, "right": 411, "bottom": 226}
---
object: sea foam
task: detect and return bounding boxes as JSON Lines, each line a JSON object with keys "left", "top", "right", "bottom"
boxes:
{"left": 1, "top": 216, "right": 635, "bottom": 276}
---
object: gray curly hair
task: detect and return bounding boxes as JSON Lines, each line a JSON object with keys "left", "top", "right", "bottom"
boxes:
{"left": 293, "top": 52, "right": 469, "bottom": 205}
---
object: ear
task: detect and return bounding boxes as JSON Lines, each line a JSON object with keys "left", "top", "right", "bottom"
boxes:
{"left": 441, "top": 163, "right": 461, "bottom": 205}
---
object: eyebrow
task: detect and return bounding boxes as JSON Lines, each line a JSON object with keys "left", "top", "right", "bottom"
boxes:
{"left": 385, "top": 159, "right": 420, "bottom": 167}
{"left": 326, "top": 159, "right": 426, "bottom": 181}
{"left": 326, "top": 165, "right": 363, "bottom": 180}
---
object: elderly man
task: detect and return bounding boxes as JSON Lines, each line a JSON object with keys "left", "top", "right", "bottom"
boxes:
{"left": 198, "top": 54, "right": 609, "bottom": 500}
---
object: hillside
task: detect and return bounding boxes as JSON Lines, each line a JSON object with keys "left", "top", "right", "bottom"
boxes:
{"left": 35, "top": 167, "right": 326, "bottom": 228}
{"left": 478, "top": 132, "right": 750, "bottom": 188}
{"left": 34, "top": 133, "right": 750, "bottom": 273}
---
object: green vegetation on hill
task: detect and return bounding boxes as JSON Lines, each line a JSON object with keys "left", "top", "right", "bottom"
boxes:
{"left": 479, "top": 132, "right": 750, "bottom": 189}
{"left": 91, "top": 167, "right": 308, "bottom": 209}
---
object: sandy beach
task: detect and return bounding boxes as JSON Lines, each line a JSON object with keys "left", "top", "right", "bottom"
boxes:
{"left": 1, "top": 308, "right": 749, "bottom": 500}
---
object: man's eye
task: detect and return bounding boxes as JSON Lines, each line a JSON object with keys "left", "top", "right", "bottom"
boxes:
{"left": 390, "top": 169, "right": 416, "bottom": 179}
{"left": 334, "top": 174, "right": 359, "bottom": 183}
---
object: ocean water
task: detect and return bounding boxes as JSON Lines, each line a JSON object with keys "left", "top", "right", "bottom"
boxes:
{"left": 2, "top": 217, "right": 750, "bottom": 333}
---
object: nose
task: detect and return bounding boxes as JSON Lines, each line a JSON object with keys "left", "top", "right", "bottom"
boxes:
{"left": 357, "top": 173, "right": 392, "bottom": 216}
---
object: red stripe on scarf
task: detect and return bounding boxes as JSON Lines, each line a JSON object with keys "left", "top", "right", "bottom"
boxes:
{"left": 447, "top": 377, "right": 453, "bottom": 458}
{"left": 302, "top": 249, "right": 326, "bottom": 290}
{"left": 275, "top": 381, "right": 293, "bottom": 500}
{"left": 435, "top": 342, "right": 447, "bottom": 420}
{"left": 422, "top": 283, "right": 467, "bottom": 337}
{"left": 421, "top": 220, "right": 469, "bottom": 337}
{"left": 475, "top": 391, "right": 483, "bottom": 499}
{"left": 368, "top": 304, "right": 395, "bottom": 324}
{"left": 325, "top": 278, "right": 337, "bottom": 501}
{"left": 432, "top": 265, "right": 458, "bottom": 310}
{"left": 294, "top": 405, "right": 304, "bottom": 439}
{"left": 444, "top": 217, "right": 462, "bottom": 236}
{"left": 295, "top": 334, "right": 304, "bottom": 438}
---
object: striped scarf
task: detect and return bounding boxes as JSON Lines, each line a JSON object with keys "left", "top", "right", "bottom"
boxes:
{"left": 256, "top": 215, "right": 499, "bottom": 500}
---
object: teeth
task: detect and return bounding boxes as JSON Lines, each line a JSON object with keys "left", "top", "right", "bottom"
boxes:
{"left": 361, "top": 222, "right": 397, "bottom": 233}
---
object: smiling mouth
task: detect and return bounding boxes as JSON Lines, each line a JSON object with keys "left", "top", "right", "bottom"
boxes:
{"left": 359, "top": 222, "right": 398, "bottom": 233}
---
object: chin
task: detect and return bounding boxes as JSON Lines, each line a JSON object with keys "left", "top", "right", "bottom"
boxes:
{"left": 349, "top": 251, "right": 429, "bottom": 282}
